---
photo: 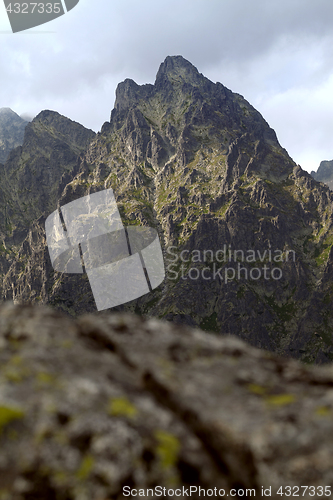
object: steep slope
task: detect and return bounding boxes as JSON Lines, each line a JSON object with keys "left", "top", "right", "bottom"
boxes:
{"left": 311, "top": 160, "right": 333, "bottom": 189}
{"left": 3, "top": 56, "right": 333, "bottom": 363}
{"left": 0, "top": 108, "right": 28, "bottom": 163}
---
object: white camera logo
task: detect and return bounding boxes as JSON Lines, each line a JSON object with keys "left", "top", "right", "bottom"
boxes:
{"left": 45, "top": 189, "right": 165, "bottom": 311}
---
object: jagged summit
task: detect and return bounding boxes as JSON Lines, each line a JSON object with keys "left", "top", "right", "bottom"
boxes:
{"left": 109, "top": 54, "right": 279, "bottom": 165}
{"left": 112, "top": 78, "right": 153, "bottom": 115}
{"left": 154, "top": 55, "right": 205, "bottom": 87}
{"left": 112, "top": 55, "right": 216, "bottom": 120}
{"left": 113, "top": 56, "right": 205, "bottom": 112}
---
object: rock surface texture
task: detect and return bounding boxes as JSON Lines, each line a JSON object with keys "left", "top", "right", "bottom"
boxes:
{"left": 0, "top": 108, "right": 28, "bottom": 164}
{"left": 1, "top": 303, "right": 333, "bottom": 499}
{"left": 2, "top": 57, "right": 333, "bottom": 363}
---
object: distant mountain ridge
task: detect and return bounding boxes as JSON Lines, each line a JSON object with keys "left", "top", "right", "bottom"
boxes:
{"left": 2, "top": 56, "right": 333, "bottom": 364}
{"left": 0, "top": 108, "right": 28, "bottom": 163}
{"left": 311, "top": 160, "right": 333, "bottom": 189}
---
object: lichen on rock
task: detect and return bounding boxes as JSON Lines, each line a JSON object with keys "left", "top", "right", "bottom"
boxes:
{"left": 0, "top": 303, "right": 333, "bottom": 497}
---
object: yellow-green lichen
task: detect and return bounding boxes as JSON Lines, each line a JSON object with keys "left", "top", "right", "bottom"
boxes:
{"left": 53, "top": 470, "right": 70, "bottom": 487}
{"left": 36, "top": 372, "right": 57, "bottom": 386}
{"left": 247, "top": 383, "right": 267, "bottom": 395}
{"left": 2, "top": 356, "right": 30, "bottom": 383}
{"left": 60, "top": 340, "right": 74, "bottom": 349}
{"left": 154, "top": 430, "right": 180, "bottom": 469}
{"left": 315, "top": 406, "right": 331, "bottom": 417}
{"left": 265, "top": 394, "right": 296, "bottom": 407}
{"left": 76, "top": 454, "right": 95, "bottom": 480}
{"left": 0, "top": 405, "right": 25, "bottom": 433}
{"left": 3, "top": 368, "right": 25, "bottom": 383}
{"left": 108, "top": 396, "right": 138, "bottom": 418}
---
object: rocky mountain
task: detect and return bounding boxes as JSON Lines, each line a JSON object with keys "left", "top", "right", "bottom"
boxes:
{"left": 0, "top": 108, "right": 28, "bottom": 164}
{"left": 1, "top": 303, "right": 333, "bottom": 498}
{"left": 311, "top": 160, "right": 333, "bottom": 189}
{"left": 2, "top": 56, "right": 333, "bottom": 364}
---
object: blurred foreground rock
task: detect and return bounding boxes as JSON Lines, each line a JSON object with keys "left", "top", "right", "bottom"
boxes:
{"left": 0, "top": 304, "right": 333, "bottom": 499}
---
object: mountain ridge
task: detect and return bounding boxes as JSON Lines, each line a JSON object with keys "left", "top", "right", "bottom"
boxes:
{"left": 2, "top": 56, "right": 333, "bottom": 363}
{"left": 311, "top": 159, "right": 333, "bottom": 189}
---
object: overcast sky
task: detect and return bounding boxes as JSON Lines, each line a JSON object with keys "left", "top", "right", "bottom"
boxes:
{"left": 0, "top": 0, "right": 332, "bottom": 173}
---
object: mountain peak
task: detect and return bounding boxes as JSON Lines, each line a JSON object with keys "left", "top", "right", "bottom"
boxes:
{"left": 0, "top": 107, "right": 23, "bottom": 120}
{"left": 0, "top": 107, "right": 15, "bottom": 114}
{"left": 112, "top": 56, "right": 209, "bottom": 120}
{"left": 155, "top": 55, "right": 204, "bottom": 87}
{"left": 0, "top": 108, "right": 28, "bottom": 163}
{"left": 311, "top": 159, "right": 333, "bottom": 189}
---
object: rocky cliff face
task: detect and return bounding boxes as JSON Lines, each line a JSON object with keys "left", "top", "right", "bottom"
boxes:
{"left": 0, "top": 108, "right": 28, "bottom": 164}
{"left": 311, "top": 160, "right": 333, "bottom": 189}
{"left": 1, "top": 303, "right": 333, "bottom": 499}
{"left": 2, "top": 56, "right": 333, "bottom": 363}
